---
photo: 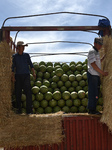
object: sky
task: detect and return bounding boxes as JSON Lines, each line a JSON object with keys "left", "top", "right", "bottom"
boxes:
{"left": 0, "top": 0, "right": 112, "bottom": 63}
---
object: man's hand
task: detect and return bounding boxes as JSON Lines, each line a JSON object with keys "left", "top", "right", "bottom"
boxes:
{"left": 33, "top": 72, "right": 36, "bottom": 80}
{"left": 102, "top": 71, "right": 108, "bottom": 76}
{"left": 91, "top": 62, "right": 108, "bottom": 76}
{"left": 32, "top": 68, "right": 36, "bottom": 80}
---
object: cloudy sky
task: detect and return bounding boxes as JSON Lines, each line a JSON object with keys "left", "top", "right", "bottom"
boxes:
{"left": 0, "top": 0, "right": 111, "bottom": 63}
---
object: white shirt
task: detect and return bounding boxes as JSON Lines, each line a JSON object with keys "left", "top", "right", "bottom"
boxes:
{"left": 87, "top": 46, "right": 101, "bottom": 76}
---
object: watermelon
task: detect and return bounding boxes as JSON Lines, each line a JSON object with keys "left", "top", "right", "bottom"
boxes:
{"left": 65, "top": 81, "right": 72, "bottom": 88}
{"left": 44, "top": 72, "right": 50, "bottom": 79}
{"left": 47, "top": 66, "right": 54, "bottom": 73}
{"left": 46, "top": 62, "right": 53, "bottom": 67}
{"left": 39, "top": 61, "right": 46, "bottom": 66}
{"left": 32, "top": 86, "right": 39, "bottom": 94}
{"left": 51, "top": 82, "right": 57, "bottom": 89}
{"left": 40, "top": 100, "right": 48, "bottom": 108}
{"left": 57, "top": 81, "right": 64, "bottom": 88}
{"left": 36, "top": 107, "right": 44, "bottom": 114}
{"left": 66, "top": 99, "right": 73, "bottom": 107}
{"left": 32, "top": 94, "right": 35, "bottom": 101}
{"left": 62, "top": 106, "right": 70, "bottom": 113}
{"left": 58, "top": 99, "right": 65, "bottom": 107}
{"left": 62, "top": 91, "right": 71, "bottom": 100}
{"left": 55, "top": 68, "right": 63, "bottom": 77}
{"left": 70, "top": 106, "right": 78, "bottom": 113}
{"left": 69, "top": 74, "right": 76, "bottom": 82}
{"left": 82, "top": 72, "right": 87, "bottom": 80}
{"left": 45, "top": 107, "right": 52, "bottom": 113}
{"left": 68, "top": 87, "right": 75, "bottom": 93}
{"left": 72, "top": 81, "right": 78, "bottom": 87}
{"left": 62, "top": 63, "right": 69, "bottom": 72}
{"left": 43, "top": 80, "right": 50, "bottom": 87}
{"left": 44, "top": 92, "right": 52, "bottom": 101}
{"left": 36, "top": 92, "right": 44, "bottom": 101}
{"left": 21, "top": 94, "right": 26, "bottom": 101}
{"left": 61, "top": 74, "right": 69, "bottom": 82}
{"left": 53, "top": 91, "right": 61, "bottom": 100}
{"left": 76, "top": 64, "right": 82, "bottom": 71}
{"left": 53, "top": 106, "right": 61, "bottom": 113}
{"left": 49, "top": 99, "right": 57, "bottom": 107}
{"left": 70, "top": 64, "right": 76, "bottom": 72}
{"left": 70, "top": 61, "right": 76, "bottom": 66}
{"left": 33, "top": 101, "right": 40, "bottom": 109}
{"left": 35, "top": 81, "right": 42, "bottom": 87}
{"left": 40, "top": 85, "right": 48, "bottom": 94}
{"left": 81, "top": 98, "right": 88, "bottom": 106}
{"left": 39, "top": 65, "right": 46, "bottom": 73}
{"left": 79, "top": 80, "right": 86, "bottom": 87}
{"left": 52, "top": 75, "right": 60, "bottom": 82}
{"left": 79, "top": 106, "right": 86, "bottom": 113}
{"left": 73, "top": 99, "right": 81, "bottom": 107}
{"left": 76, "top": 74, "right": 82, "bottom": 81}
{"left": 60, "top": 86, "right": 67, "bottom": 93}
{"left": 78, "top": 90, "right": 86, "bottom": 99}
{"left": 33, "top": 62, "right": 39, "bottom": 71}
{"left": 71, "top": 92, "right": 78, "bottom": 100}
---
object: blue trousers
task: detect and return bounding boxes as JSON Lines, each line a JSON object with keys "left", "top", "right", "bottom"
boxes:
{"left": 15, "top": 74, "right": 32, "bottom": 114}
{"left": 87, "top": 72, "right": 100, "bottom": 110}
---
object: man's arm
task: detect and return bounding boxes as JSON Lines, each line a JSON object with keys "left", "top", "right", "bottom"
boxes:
{"left": 101, "top": 54, "right": 106, "bottom": 62}
{"left": 91, "top": 62, "right": 108, "bottom": 76}
{"left": 31, "top": 68, "right": 36, "bottom": 79}
{"left": 27, "top": 54, "right": 36, "bottom": 79}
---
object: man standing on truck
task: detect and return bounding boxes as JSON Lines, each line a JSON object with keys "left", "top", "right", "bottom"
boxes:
{"left": 87, "top": 37, "right": 108, "bottom": 115}
{"left": 12, "top": 41, "right": 36, "bottom": 114}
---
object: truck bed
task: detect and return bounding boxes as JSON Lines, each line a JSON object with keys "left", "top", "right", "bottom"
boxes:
{"left": 5, "top": 113, "right": 112, "bottom": 150}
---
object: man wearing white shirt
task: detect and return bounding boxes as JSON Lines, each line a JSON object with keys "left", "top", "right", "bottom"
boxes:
{"left": 87, "top": 37, "right": 108, "bottom": 115}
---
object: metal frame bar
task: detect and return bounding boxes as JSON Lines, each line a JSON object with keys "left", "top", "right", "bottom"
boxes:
{"left": 2, "top": 11, "right": 109, "bottom": 27}
{"left": 2, "top": 26, "right": 106, "bottom": 31}
{"left": 26, "top": 41, "right": 93, "bottom": 46}
{"left": 27, "top": 41, "right": 91, "bottom": 58}
{"left": 30, "top": 52, "right": 88, "bottom": 58}
{"left": 0, "top": 11, "right": 111, "bottom": 49}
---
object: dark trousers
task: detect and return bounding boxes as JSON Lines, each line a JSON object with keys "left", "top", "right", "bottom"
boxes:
{"left": 87, "top": 72, "right": 100, "bottom": 110}
{"left": 15, "top": 74, "right": 32, "bottom": 114}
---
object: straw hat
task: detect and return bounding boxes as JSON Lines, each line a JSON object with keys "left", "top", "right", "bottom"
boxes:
{"left": 17, "top": 41, "right": 28, "bottom": 47}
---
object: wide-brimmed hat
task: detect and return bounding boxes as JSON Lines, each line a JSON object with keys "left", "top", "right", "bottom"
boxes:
{"left": 94, "top": 37, "right": 103, "bottom": 45}
{"left": 17, "top": 41, "right": 28, "bottom": 47}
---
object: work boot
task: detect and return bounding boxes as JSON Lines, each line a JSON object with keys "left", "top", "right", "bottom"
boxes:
{"left": 88, "top": 110, "right": 102, "bottom": 115}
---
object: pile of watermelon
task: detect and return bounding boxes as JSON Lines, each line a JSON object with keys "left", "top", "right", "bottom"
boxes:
{"left": 12, "top": 60, "right": 103, "bottom": 114}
